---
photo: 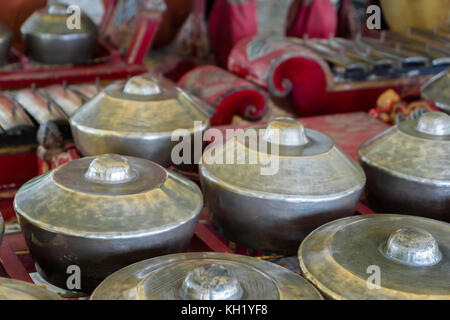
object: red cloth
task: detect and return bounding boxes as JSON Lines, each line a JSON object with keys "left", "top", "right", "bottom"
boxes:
{"left": 0, "top": 150, "right": 37, "bottom": 188}
{"left": 337, "top": 0, "right": 361, "bottom": 39}
{"left": 286, "top": 0, "right": 337, "bottom": 39}
{"left": 178, "top": 65, "right": 267, "bottom": 125}
{"left": 0, "top": 149, "right": 37, "bottom": 221}
{"left": 208, "top": 0, "right": 258, "bottom": 67}
{"left": 228, "top": 36, "right": 331, "bottom": 116}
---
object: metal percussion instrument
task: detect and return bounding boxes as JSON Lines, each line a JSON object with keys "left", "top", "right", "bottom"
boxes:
{"left": 14, "top": 154, "right": 203, "bottom": 292}
{"left": 200, "top": 117, "right": 365, "bottom": 254}
{"left": 298, "top": 214, "right": 450, "bottom": 299}
{"left": 70, "top": 73, "right": 211, "bottom": 167}
{"left": 91, "top": 252, "right": 323, "bottom": 300}
{"left": 21, "top": 3, "right": 98, "bottom": 65}
{"left": 0, "top": 278, "right": 62, "bottom": 300}
{"left": 421, "top": 69, "right": 450, "bottom": 114}
{"left": 359, "top": 112, "right": 450, "bottom": 221}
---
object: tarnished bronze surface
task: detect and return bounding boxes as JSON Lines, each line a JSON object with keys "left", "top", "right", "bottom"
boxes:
{"left": 14, "top": 154, "right": 203, "bottom": 292}
{"left": 361, "top": 37, "right": 430, "bottom": 66}
{"left": 21, "top": 3, "right": 98, "bottom": 65}
{"left": 0, "top": 278, "right": 62, "bottom": 300}
{"left": 12, "top": 89, "right": 67, "bottom": 124}
{"left": 43, "top": 85, "right": 83, "bottom": 117}
{"left": 0, "top": 95, "right": 34, "bottom": 134}
{"left": 359, "top": 112, "right": 450, "bottom": 221}
{"left": 383, "top": 31, "right": 450, "bottom": 58}
{"left": 298, "top": 38, "right": 369, "bottom": 73}
{"left": 408, "top": 28, "right": 450, "bottom": 55}
{"left": 90, "top": 252, "right": 323, "bottom": 300}
{"left": 71, "top": 73, "right": 210, "bottom": 167}
{"left": 421, "top": 69, "right": 450, "bottom": 114}
{"left": 0, "top": 23, "right": 12, "bottom": 66}
{"left": 298, "top": 214, "right": 450, "bottom": 300}
{"left": 68, "top": 83, "right": 100, "bottom": 101}
{"left": 199, "top": 117, "right": 365, "bottom": 254}
{"left": 315, "top": 38, "right": 395, "bottom": 69}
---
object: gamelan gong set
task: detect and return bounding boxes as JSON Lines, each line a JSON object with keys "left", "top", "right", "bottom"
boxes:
{"left": 0, "top": 0, "right": 449, "bottom": 301}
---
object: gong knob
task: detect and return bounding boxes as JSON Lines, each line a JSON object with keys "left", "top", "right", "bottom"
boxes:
{"left": 416, "top": 112, "right": 450, "bottom": 136}
{"left": 84, "top": 154, "right": 137, "bottom": 184}
{"left": 180, "top": 264, "right": 244, "bottom": 300}
{"left": 264, "top": 117, "right": 309, "bottom": 146}
{"left": 123, "top": 75, "right": 162, "bottom": 96}
{"left": 383, "top": 228, "right": 442, "bottom": 267}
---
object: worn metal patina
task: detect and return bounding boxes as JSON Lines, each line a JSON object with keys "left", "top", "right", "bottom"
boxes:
{"left": 43, "top": 85, "right": 84, "bottom": 117}
{"left": 21, "top": 3, "right": 98, "bottom": 65}
{"left": 90, "top": 252, "right": 323, "bottom": 300}
{"left": 0, "top": 278, "right": 62, "bottom": 300}
{"left": 199, "top": 117, "right": 366, "bottom": 254}
{"left": 14, "top": 154, "right": 203, "bottom": 292}
{"left": 0, "top": 95, "right": 34, "bottom": 134}
{"left": 71, "top": 74, "right": 211, "bottom": 167}
{"left": 298, "top": 214, "right": 450, "bottom": 300}
{"left": 421, "top": 69, "right": 450, "bottom": 114}
{"left": 359, "top": 112, "right": 450, "bottom": 221}
{"left": 12, "top": 88, "right": 68, "bottom": 124}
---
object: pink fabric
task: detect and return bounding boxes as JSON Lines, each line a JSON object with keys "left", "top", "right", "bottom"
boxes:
{"left": 286, "top": 0, "right": 337, "bottom": 39}
{"left": 208, "top": 0, "right": 258, "bottom": 67}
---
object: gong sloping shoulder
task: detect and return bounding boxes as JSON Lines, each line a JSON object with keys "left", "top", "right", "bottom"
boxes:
{"left": 90, "top": 252, "right": 323, "bottom": 300}
{"left": 0, "top": 278, "right": 62, "bottom": 300}
{"left": 298, "top": 215, "right": 450, "bottom": 300}
{"left": 14, "top": 157, "right": 203, "bottom": 238}
{"left": 70, "top": 85, "right": 209, "bottom": 135}
{"left": 358, "top": 127, "right": 450, "bottom": 185}
{"left": 21, "top": 7, "right": 96, "bottom": 36}
{"left": 421, "top": 69, "right": 450, "bottom": 114}
{"left": 201, "top": 132, "right": 365, "bottom": 198}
